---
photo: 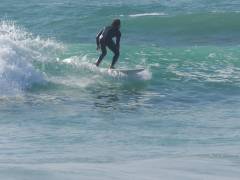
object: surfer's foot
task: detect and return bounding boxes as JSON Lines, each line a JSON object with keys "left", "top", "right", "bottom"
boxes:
{"left": 94, "top": 62, "right": 99, "bottom": 67}
{"left": 109, "top": 66, "right": 115, "bottom": 69}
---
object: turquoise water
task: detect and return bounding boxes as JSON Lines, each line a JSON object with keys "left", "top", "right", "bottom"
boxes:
{"left": 1, "top": 0, "right": 240, "bottom": 179}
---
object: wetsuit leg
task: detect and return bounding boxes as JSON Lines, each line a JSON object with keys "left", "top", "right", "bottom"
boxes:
{"left": 96, "top": 43, "right": 107, "bottom": 66}
{"left": 107, "top": 40, "right": 119, "bottom": 68}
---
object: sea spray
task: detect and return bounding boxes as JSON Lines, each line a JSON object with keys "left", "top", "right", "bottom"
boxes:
{"left": 0, "top": 21, "right": 64, "bottom": 95}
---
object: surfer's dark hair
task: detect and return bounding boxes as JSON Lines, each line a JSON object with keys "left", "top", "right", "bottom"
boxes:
{"left": 112, "top": 19, "right": 121, "bottom": 28}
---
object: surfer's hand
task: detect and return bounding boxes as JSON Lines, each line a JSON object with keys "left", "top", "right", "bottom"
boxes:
{"left": 96, "top": 46, "right": 100, "bottom": 51}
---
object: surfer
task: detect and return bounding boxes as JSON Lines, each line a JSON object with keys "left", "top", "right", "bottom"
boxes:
{"left": 95, "top": 19, "right": 121, "bottom": 69}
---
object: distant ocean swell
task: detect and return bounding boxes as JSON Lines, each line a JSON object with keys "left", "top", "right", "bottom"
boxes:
{"left": 122, "top": 12, "right": 240, "bottom": 45}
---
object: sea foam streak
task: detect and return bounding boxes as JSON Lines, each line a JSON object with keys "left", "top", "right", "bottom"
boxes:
{"left": 129, "top": 12, "right": 166, "bottom": 17}
{"left": 0, "top": 21, "right": 63, "bottom": 95}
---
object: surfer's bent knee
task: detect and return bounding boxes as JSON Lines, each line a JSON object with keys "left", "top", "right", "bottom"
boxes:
{"left": 102, "top": 50, "right": 107, "bottom": 57}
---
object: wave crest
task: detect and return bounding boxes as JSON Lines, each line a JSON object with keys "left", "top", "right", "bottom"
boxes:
{"left": 0, "top": 21, "right": 64, "bottom": 95}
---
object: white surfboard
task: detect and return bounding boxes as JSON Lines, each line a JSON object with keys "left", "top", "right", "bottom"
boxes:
{"left": 110, "top": 68, "right": 145, "bottom": 74}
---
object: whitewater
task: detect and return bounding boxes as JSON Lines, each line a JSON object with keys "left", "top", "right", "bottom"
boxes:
{"left": 0, "top": 0, "right": 240, "bottom": 179}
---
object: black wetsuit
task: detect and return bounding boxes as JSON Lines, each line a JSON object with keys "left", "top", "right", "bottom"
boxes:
{"left": 96, "top": 26, "right": 121, "bottom": 68}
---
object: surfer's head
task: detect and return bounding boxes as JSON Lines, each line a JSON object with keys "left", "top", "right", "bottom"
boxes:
{"left": 112, "top": 19, "right": 121, "bottom": 29}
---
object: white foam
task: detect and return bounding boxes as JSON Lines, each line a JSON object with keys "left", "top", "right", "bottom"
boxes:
{"left": 48, "top": 76, "right": 96, "bottom": 89}
{"left": 0, "top": 21, "right": 64, "bottom": 96}
{"left": 61, "top": 56, "right": 152, "bottom": 81}
{"left": 129, "top": 12, "right": 166, "bottom": 17}
{"left": 62, "top": 56, "right": 127, "bottom": 78}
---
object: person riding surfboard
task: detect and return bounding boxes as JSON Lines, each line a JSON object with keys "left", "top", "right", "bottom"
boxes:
{"left": 95, "top": 19, "right": 121, "bottom": 69}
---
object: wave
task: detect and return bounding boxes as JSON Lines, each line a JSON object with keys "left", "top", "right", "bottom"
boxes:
{"left": 1, "top": 20, "right": 239, "bottom": 97}
{"left": 0, "top": 21, "right": 64, "bottom": 96}
{"left": 0, "top": 20, "right": 151, "bottom": 97}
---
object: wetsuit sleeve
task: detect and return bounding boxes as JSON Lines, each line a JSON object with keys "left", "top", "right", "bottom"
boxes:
{"left": 96, "top": 29, "right": 103, "bottom": 46}
{"left": 116, "top": 31, "right": 121, "bottom": 49}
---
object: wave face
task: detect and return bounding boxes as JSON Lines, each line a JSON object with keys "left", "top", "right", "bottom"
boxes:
{"left": 0, "top": 1, "right": 240, "bottom": 180}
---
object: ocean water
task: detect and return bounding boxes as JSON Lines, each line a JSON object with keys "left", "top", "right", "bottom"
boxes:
{"left": 1, "top": 0, "right": 240, "bottom": 179}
